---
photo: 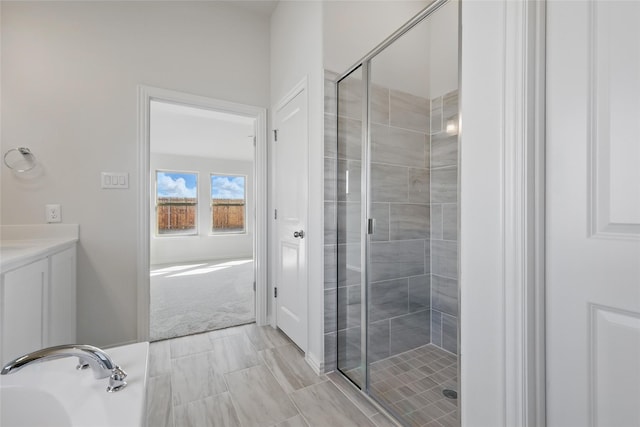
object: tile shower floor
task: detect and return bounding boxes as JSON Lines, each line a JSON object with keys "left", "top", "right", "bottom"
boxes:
{"left": 146, "top": 323, "right": 399, "bottom": 427}
{"left": 370, "top": 344, "right": 458, "bottom": 427}
{"left": 344, "top": 344, "right": 458, "bottom": 427}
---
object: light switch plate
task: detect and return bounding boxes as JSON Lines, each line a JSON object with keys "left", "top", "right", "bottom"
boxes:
{"left": 101, "top": 172, "right": 129, "bottom": 189}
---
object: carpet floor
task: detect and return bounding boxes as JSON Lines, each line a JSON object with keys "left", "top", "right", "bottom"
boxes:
{"left": 150, "top": 258, "right": 255, "bottom": 341}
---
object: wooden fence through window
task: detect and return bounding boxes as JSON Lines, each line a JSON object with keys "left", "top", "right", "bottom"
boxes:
{"left": 157, "top": 197, "right": 197, "bottom": 233}
{"left": 212, "top": 198, "right": 245, "bottom": 232}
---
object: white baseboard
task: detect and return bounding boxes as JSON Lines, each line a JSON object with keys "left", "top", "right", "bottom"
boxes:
{"left": 305, "top": 353, "right": 324, "bottom": 375}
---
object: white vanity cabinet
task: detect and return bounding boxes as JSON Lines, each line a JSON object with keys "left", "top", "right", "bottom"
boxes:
{"left": 1, "top": 258, "right": 49, "bottom": 363}
{"left": 49, "top": 246, "right": 77, "bottom": 346}
{"left": 0, "top": 241, "right": 77, "bottom": 365}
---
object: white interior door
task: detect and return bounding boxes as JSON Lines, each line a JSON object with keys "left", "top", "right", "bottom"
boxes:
{"left": 547, "top": 1, "right": 640, "bottom": 426}
{"left": 274, "top": 87, "right": 308, "bottom": 351}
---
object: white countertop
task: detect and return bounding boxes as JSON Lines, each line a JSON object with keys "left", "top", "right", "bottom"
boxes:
{"left": 0, "top": 225, "right": 79, "bottom": 274}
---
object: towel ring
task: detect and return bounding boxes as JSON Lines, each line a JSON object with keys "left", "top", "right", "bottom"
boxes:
{"left": 3, "top": 147, "right": 37, "bottom": 173}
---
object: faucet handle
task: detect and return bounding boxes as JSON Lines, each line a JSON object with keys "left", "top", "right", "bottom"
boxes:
{"left": 107, "top": 366, "right": 127, "bottom": 393}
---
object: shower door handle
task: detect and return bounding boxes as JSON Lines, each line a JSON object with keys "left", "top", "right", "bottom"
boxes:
{"left": 293, "top": 230, "right": 305, "bottom": 239}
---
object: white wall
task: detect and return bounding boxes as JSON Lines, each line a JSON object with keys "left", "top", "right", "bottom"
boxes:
{"left": 369, "top": 16, "right": 431, "bottom": 98}
{"left": 430, "top": 0, "right": 459, "bottom": 98}
{"left": 150, "top": 153, "right": 253, "bottom": 265}
{"left": 460, "top": 1, "right": 507, "bottom": 425}
{"left": 323, "top": 0, "right": 456, "bottom": 99}
{"left": 323, "top": 0, "right": 431, "bottom": 74}
{"left": 0, "top": 1, "right": 270, "bottom": 347}
{"left": 270, "top": 1, "right": 324, "bottom": 369}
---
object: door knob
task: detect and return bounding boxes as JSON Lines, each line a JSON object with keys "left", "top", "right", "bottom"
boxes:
{"left": 293, "top": 230, "right": 305, "bottom": 239}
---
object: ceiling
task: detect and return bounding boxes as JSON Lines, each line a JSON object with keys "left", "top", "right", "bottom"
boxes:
{"left": 150, "top": 100, "right": 255, "bottom": 161}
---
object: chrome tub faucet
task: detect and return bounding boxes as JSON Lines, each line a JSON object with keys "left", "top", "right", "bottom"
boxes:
{"left": 1, "top": 344, "right": 127, "bottom": 392}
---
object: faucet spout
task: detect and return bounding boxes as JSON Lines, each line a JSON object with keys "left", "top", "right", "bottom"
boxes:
{"left": 1, "top": 344, "right": 127, "bottom": 392}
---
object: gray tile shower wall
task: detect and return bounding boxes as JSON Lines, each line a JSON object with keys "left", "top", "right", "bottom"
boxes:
{"left": 367, "top": 78, "right": 431, "bottom": 362}
{"left": 441, "top": 313, "right": 458, "bottom": 354}
{"left": 371, "top": 123, "right": 427, "bottom": 168}
{"left": 409, "top": 274, "right": 431, "bottom": 312}
{"left": 389, "top": 310, "right": 431, "bottom": 355}
{"left": 429, "top": 90, "right": 459, "bottom": 356}
{"left": 389, "top": 89, "right": 430, "bottom": 133}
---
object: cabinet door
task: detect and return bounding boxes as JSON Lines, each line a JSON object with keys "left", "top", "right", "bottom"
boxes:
{"left": 49, "top": 246, "right": 77, "bottom": 345}
{"left": 1, "top": 258, "right": 48, "bottom": 364}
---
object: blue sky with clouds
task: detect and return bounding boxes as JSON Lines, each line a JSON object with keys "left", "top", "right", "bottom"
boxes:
{"left": 156, "top": 172, "right": 197, "bottom": 198}
{"left": 211, "top": 175, "right": 245, "bottom": 199}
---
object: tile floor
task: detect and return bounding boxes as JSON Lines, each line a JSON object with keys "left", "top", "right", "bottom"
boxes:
{"left": 368, "top": 345, "right": 458, "bottom": 427}
{"left": 146, "top": 323, "right": 400, "bottom": 427}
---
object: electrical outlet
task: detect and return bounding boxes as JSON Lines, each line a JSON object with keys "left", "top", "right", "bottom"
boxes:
{"left": 46, "top": 204, "right": 61, "bottom": 223}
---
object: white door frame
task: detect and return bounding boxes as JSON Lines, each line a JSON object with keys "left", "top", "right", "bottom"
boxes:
{"left": 460, "top": 0, "right": 546, "bottom": 425}
{"left": 501, "top": 1, "right": 546, "bottom": 424}
{"left": 136, "top": 85, "right": 268, "bottom": 341}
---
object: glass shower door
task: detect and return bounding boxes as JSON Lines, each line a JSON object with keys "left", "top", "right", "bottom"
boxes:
{"left": 335, "top": 2, "right": 460, "bottom": 425}
{"left": 366, "top": 16, "right": 441, "bottom": 421}
{"left": 336, "top": 66, "right": 366, "bottom": 388}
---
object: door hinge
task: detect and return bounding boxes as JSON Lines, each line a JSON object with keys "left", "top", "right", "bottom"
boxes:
{"left": 253, "top": 281, "right": 256, "bottom": 292}
{"left": 274, "top": 287, "right": 278, "bottom": 298}
{"left": 253, "top": 136, "right": 256, "bottom": 147}
{"left": 273, "top": 129, "right": 278, "bottom": 142}
{"left": 274, "top": 209, "right": 278, "bottom": 220}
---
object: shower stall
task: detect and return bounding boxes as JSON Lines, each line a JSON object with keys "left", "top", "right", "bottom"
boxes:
{"left": 325, "top": 1, "right": 460, "bottom": 425}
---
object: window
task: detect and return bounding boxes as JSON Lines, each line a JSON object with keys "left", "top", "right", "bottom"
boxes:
{"left": 211, "top": 174, "right": 246, "bottom": 233}
{"left": 156, "top": 171, "right": 198, "bottom": 236}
